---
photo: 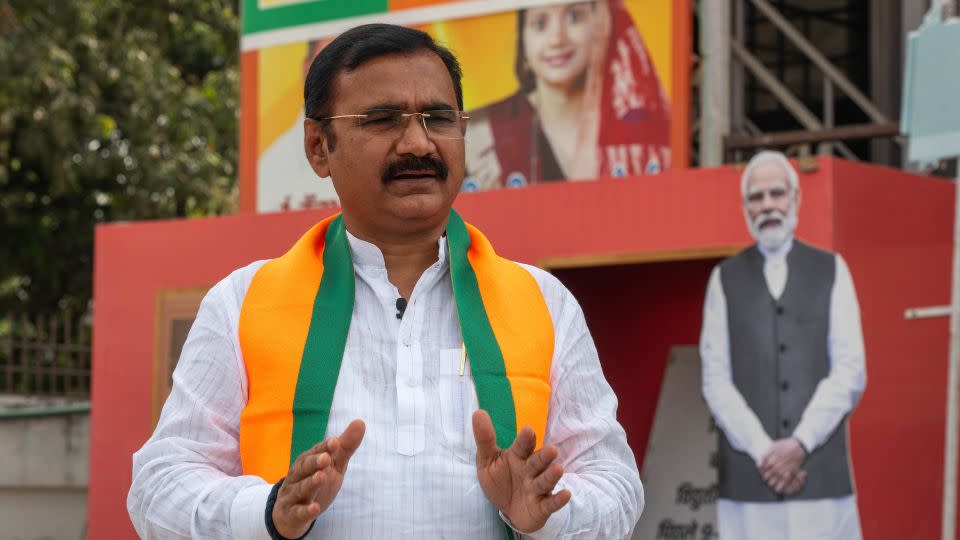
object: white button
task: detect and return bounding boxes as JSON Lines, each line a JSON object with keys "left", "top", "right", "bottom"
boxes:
{"left": 403, "top": 336, "right": 412, "bottom": 346}
{"left": 406, "top": 377, "right": 417, "bottom": 387}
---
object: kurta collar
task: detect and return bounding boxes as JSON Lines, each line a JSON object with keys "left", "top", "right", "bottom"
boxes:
{"left": 345, "top": 229, "right": 448, "bottom": 271}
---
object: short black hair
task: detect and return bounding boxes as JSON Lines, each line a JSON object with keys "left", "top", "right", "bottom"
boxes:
{"left": 304, "top": 23, "right": 464, "bottom": 121}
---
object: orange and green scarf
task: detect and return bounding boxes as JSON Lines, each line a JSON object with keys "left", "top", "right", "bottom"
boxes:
{"left": 237, "top": 209, "right": 555, "bottom": 486}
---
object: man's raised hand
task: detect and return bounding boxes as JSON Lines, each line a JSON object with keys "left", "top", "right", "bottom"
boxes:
{"left": 272, "top": 419, "right": 365, "bottom": 538}
{"left": 472, "top": 410, "right": 571, "bottom": 534}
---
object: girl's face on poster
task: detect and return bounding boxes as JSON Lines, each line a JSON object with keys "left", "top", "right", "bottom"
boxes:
{"left": 523, "top": 2, "right": 597, "bottom": 91}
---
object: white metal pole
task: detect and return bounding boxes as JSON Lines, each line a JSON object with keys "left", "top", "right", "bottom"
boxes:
{"left": 943, "top": 168, "right": 960, "bottom": 540}
{"left": 699, "top": 0, "right": 730, "bottom": 166}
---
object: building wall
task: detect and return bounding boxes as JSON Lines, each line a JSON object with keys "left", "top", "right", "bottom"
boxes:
{"left": 0, "top": 407, "right": 89, "bottom": 540}
{"left": 832, "top": 158, "right": 954, "bottom": 540}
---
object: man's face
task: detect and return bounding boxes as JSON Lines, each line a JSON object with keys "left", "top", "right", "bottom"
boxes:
{"left": 743, "top": 161, "right": 798, "bottom": 250}
{"left": 306, "top": 50, "right": 465, "bottom": 238}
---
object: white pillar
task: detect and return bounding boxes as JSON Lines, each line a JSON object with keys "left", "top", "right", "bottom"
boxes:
{"left": 699, "top": 0, "right": 731, "bottom": 166}
{"left": 944, "top": 169, "right": 960, "bottom": 540}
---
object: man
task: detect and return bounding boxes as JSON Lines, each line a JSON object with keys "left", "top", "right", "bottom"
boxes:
{"left": 127, "top": 24, "right": 642, "bottom": 539}
{"left": 699, "top": 150, "right": 867, "bottom": 539}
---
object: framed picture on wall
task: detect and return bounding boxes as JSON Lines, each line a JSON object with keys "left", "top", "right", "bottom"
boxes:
{"left": 153, "top": 287, "right": 210, "bottom": 426}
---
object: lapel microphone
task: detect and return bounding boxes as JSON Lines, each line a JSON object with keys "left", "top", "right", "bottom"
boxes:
{"left": 396, "top": 297, "right": 407, "bottom": 319}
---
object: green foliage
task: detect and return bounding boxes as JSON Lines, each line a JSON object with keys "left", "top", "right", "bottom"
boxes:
{"left": 0, "top": 0, "right": 239, "bottom": 316}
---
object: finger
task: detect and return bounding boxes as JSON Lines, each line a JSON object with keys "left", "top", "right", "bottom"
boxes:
{"left": 538, "top": 488, "right": 572, "bottom": 517}
{"left": 288, "top": 454, "right": 331, "bottom": 503}
{"left": 303, "top": 455, "right": 332, "bottom": 499}
{"left": 785, "top": 477, "right": 802, "bottom": 495}
{"left": 767, "top": 462, "right": 790, "bottom": 480}
{"left": 785, "top": 471, "right": 805, "bottom": 495}
{"left": 531, "top": 462, "right": 564, "bottom": 495}
{"left": 765, "top": 471, "right": 783, "bottom": 491}
{"left": 274, "top": 501, "right": 316, "bottom": 537}
{"left": 287, "top": 446, "right": 326, "bottom": 484}
{"left": 763, "top": 473, "right": 776, "bottom": 490}
{"left": 285, "top": 500, "right": 321, "bottom": 524}
{"left": 762, "top": 469, "right": 775, "bottom": 485}
{"left": 331, "top": 419, "right": 365, "bottom": 472}
{"left": 340, "top": 419, "right": 366, "bottom": 451}
{"left": 308, "top": 439, "right": 330, "bottom": 455}
{"left": 760, "top": 451, "right": 783, "bottom": 473}
{"left": 524, "top": 444, "right": 559, "bottom": 479}
{"left": 472, "top": 410, "right": 499, "bottom": 464}
{"left": 507, "top": 425, "right": 536, "bottom": 461}
{"left": 759, "top": 447, "right": 775, "bottom": 470}
{"left": 773, "top": 472, "right": 791, "bottom": 493}
{"left": 792, "top": 471, "right": 807, "bottom": 492}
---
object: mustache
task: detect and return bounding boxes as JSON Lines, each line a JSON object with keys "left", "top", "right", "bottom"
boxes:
{"left": 381, "top": 155, "right": 448, "bottom": 183}
{"left": 754, "top": 209, "right": 786, "bottom": 227}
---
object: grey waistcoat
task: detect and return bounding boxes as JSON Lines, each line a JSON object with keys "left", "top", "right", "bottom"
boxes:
{"left": 717, "top": 240, "right": 853, "bottom": 502}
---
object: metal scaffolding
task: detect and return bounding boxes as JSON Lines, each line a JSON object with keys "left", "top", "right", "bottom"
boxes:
{"left": 697, "top": 0, "right": 906, "bottom": 166}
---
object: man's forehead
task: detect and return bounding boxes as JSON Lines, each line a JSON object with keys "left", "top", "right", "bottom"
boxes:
{"left": 332, "top": 51, "right": 457, "bottom": 110}
{"left": 746, "top": 162, "right": 791, "bottom": 191}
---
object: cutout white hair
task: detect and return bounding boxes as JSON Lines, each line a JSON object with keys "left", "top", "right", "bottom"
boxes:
{"left": 739, "top": 150, "right": 800, "bottom": 198}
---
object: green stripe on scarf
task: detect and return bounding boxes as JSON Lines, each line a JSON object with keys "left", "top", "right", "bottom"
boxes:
{"left": 290, "top": 215, "right": 355, "bottom": 462}
{"left": 288, "top": 210, "right": 518, "bottom": 455}
{"left": 446, "top": 210, "right": 519, "bottom": 449}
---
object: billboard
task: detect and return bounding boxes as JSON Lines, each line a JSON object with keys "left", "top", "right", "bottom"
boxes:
{"left": 239, "top": 0, "right": 691, "bottom": 212}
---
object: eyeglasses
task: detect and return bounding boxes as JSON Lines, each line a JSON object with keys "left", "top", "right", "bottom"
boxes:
{"left": 316, "top": 109, "right": 470, "bottom": 140}
{"left": 745, "top": 187, "right": 790, "bottom": 205}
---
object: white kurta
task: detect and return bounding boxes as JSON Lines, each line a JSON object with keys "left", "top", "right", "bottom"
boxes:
{"left": 699, "top": 238, "right": 867, "bottom": 540}
{"left": 128, "top": 232, "right": 643, "bottom": 540}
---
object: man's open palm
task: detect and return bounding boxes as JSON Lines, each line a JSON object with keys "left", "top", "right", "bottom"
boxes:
{"left": 472, "top": 410, "right": 571, "bottom": 533}
{"left": 273, "top": 419, "right": 365, "bottom": 538}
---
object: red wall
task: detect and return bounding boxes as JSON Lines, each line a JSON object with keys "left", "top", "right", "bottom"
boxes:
{"left": 831, "top": 159, "right": 954, "bottom": 540}
{"left": 555, "top": 258, "right": 719, "bottom": 464}
{"left": 89, "top": 158, "right": 952, "bottom": 539}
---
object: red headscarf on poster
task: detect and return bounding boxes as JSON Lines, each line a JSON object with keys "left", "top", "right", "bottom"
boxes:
{"left": 465, "top": 0, "right": 671, "bottom": 191}
{"left": 596, "top": 0, "right": 671, "bottom": 177}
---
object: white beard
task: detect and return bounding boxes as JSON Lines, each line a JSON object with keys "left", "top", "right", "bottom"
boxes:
{"left": 746, "top": 207, "right": 797, "bottom": 251}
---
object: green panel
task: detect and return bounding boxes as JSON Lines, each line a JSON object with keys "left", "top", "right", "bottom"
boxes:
{"left": 446, "top": 209, "right": 518, "bottom": 450}
{"left": 243, "top": 0, "right": 388, "bottom": 36}
{"left": 290, "top": 215, "right": 356, "bottom": 462}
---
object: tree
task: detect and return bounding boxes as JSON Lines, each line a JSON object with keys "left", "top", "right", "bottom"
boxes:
{"left": 0, "top": 0, "right": 239, "bottom": 316}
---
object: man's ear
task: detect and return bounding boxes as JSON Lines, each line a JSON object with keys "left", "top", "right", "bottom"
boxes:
{"left": 304, "top": 118, "right": 331, "bottom": 178}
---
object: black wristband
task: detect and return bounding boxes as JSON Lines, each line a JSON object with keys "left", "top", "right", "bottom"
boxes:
{"left": 265, "top": 477, "right": 316, "bottom": 540}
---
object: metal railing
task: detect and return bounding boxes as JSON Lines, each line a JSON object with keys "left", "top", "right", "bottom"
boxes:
{"left": 0, "top": 313, "right": 91, "bottom": 398}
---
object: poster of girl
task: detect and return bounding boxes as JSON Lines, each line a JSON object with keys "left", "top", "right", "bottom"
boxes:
{"left": 464, "top": 0, "right": 672, "bottom": 191}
